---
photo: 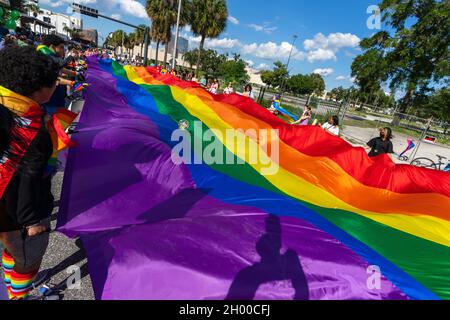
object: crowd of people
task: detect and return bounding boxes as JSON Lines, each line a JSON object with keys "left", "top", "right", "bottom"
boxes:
{"left": 268, "top": 95, "right": 394, "bottom": 157}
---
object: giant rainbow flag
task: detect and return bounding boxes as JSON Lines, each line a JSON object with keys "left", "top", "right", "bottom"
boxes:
{"left": 57, "top": 57, "right": 450, "bottom": 300}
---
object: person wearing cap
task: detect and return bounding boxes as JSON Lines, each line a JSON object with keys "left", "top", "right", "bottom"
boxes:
{"left": 38, "top": 35, "right": 87, "bottom": 115}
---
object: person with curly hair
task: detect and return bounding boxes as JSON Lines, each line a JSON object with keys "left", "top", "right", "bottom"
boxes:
{"left": 0, "top": 46, "right": 61, "bottom": 300}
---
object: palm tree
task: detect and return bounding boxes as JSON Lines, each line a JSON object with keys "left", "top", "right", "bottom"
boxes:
{"left": 125, "top": 32, "right": 137, "bottom": 57}
{"left": 191, "top": 0, "right": 228, "bottom": 77}
{"left": 147, "top": 0, "right": 192, "bottom": 67}
{"left": 109, "top": 30, "right": 127, "bottom": 54}
{"left": 134, "top": 24, "right": 148, "bottom": 58}
{"left": 147, "top": 0, "right": 165, "bottom": 65}
{"left": 63, "top": 25, "right": 77, "bottom": 39}
{"left": 149, "top": 18, "right": 164, "bottom": 65}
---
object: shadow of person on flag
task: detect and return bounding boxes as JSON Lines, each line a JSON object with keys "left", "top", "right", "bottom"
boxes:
{"left": 226, "top": 215, "right": 309, "bottom": 300}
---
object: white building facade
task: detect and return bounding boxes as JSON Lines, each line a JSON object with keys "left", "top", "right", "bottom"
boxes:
{"left": 25, "top": 0, "right": 83, "bottom": 37}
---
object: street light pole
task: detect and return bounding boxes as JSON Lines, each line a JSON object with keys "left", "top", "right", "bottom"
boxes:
{"left": 143, "top": 27, "right": 150, "bottom": 66}
{"left": 279, "top": 35, "right": 298, "bottom": 103}
{"left": 172, "top": 0, "right": 182, "bottom": 70}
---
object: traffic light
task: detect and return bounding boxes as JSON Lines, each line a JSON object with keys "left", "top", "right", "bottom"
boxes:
{"left": 72, "top": 3, "right": 98, "bottom": 18}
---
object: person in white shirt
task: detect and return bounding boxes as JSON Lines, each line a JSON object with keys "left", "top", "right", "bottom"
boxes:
{"left": 224, "top": 82, "right": 234, "bottom": 94}
{"left": 243, "top": 84, "right": 255, "bottom": 100}
{"left": 321, "top": 116, "right": 340, "bottom": 136}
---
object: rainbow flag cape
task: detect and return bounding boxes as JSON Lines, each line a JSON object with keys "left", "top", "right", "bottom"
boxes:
{"left": 57, "top": 57, "right": 450, "bottom": 300}
{"left": 271, "top": 99, "right": 299, "bottom": 123}
{"left": 398, "top": 139, "right": 416, "bottom": 159}
{"left": 45, "top": 108, "right": 77, "bottom": 176}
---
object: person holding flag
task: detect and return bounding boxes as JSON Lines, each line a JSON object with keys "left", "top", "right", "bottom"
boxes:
{"left": 0, "top": 46, "right": 74, "bottom": 300}
{"left": 37, "top": 35, "right": 88, "bottom": 116}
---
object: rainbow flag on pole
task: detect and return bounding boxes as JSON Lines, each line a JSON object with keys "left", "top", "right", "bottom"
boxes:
{"left": 57, "top": 57, "right": 450, "bottom": 300}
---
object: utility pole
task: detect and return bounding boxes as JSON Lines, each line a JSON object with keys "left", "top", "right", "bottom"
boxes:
{"left": 279, "top": 35, "right": 298, "bottom": 104}
{"left": 172, "top": 0, "right": 182, "bottom": 70}
{"left": 143, "top": 27, "right": 150, "bottom": 66}
{"left": 121, "top": 30, "right": 124, "bottom": 55}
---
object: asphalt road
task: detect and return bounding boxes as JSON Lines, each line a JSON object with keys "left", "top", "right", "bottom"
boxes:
{"left": 31, "top": 171, "right": 95, "bottom": 300}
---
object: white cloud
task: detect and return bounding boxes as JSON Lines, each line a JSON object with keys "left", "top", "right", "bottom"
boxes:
{"left": 111, "top": 13, "right": 121, "bottom": 20}
{"left": 247, "top": 23, "right": 277, "bottom": 34}
{"left": 242, "top": 41, "right": 305, "bottom": 61}
{"left": 228, "top": 16, "right": 239, "bottom": 25}
{"left": 307, "top": 49, "right": 337, "bottom": 63}
{"left": 302, "top": 32, "right": 360, "bottom": 63}
{"left": 313, "top": 68, "right": 334, "bottom": 76}
{"left": 116, "top": 0, "right": 148, "bottom": 19}
{"left": 40, "top": 0, "right": 65, "bottom": 7}
{"left": 41, "top": 0, "right": 97, "bottom": 7}
{"left": 40, "top": 0, "right": 147, "bottom": 19}
{"left": 207, "top": 38, "right": 242, "bottom": 49}
{"left": 254, "top": 63, "right": 270, "bottom": 71}
{"left": 304, "top": 32, "right": 360, "bottom": 51}
{"left": 245, "top": 60, "right": 254, "bottom": 67}
{"left": 187, "top": 35, "right": 242, "bottom": 50}
{"left": 336, "top": 75, "right": 356, "bottom": 83}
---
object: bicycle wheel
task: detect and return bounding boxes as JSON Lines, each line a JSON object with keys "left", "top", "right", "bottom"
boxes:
{"left": 410, "top": 158, "right": 438, "bottom": 170}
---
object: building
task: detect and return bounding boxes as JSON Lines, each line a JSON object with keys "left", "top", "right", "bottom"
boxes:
{"left": 167, "top": 35, "right": 189, "bottom": 56}
{"left": 73, "top": 29, "right": 98, "bottom": 47}
{"left": 245, "top": 67, "right": 265, "bottom": 86}
{"left": 24, "top": 0, "right": 83, "bottom": 37}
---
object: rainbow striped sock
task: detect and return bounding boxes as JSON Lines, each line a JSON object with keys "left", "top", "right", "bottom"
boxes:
{"left": 9, "top": 269, "right": 38, "bottom": 300}
{"left": 1, "top": 251, "right": 14, "bottom": 298}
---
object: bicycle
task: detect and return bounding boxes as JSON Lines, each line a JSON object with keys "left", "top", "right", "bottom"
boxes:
{"left": 410, "top": 154, "right": 450, "bottom": 172}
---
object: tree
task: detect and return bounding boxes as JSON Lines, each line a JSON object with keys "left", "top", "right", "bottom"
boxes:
{"left": 260, "top": 61, "right": 288, "bottom": 89}
{"left": 149, "top": 18, "right": 164, "bottom": 64}
{"left": 108, "top": 30, "right": 127, "bottom": 53}
{"left": 147, "top": 0, "right": 167, "bottom": 65}
{"left": 191, "top": 0, "right": 228, "bottom": 77}
{"left": 352, "top": 0, "right": 450, "bottom": 118}
{"left": 310, "top": 73, "right": 326, "bottom": 96}
{"left": 260, "top": 70, "right": 277, "bottom": 89}
{"left": 285, "top": 73, "right": 324, "bottom": 96}
{"left": 414, "top": 87, "right": 450, "bottom": 122}
{"left": 63, "top": 25, "right": 80, "bottom": 39}
{"left": 124, "top": 32, "right": 136, "bottom": 56}
{"left": 147, "top": 0, "right": 191, "bottom": 67}
{"left": 183, "top": 49, "right": 198, "bottom": 70}
{"left": 198, "top": 49, "right": 227, "bottom": 79}
{"left": 134, "top": 24, "right": 148, "bottom": 58}
{"left": 287, "top": 74, "right": 316, "bottom": 96}
{"left": 9, "top": 0, "right": 24, "bottom": 11}
{"left": 218, "top": 54, "right": 250, "bottom": 87}
{"left": 329, "top": 86, "right": 348, "bottom": 101}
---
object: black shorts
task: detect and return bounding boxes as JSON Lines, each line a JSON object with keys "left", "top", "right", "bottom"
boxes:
{"left": 0, "top": 219, "right": 50, "bottom": 271}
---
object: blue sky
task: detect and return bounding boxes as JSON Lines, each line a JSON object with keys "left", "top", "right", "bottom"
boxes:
{"left": 39, "top": 0, "right": 384, "bottom": 91}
